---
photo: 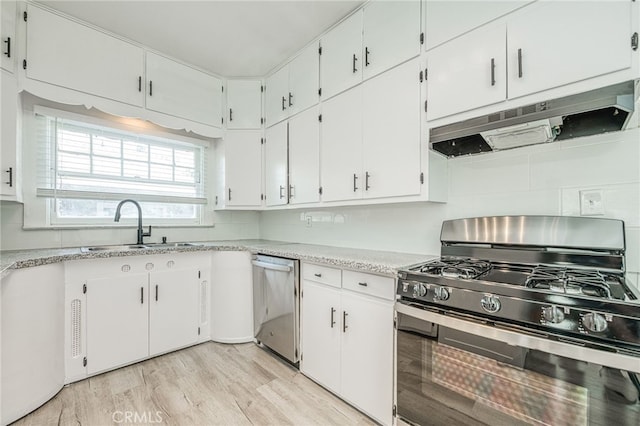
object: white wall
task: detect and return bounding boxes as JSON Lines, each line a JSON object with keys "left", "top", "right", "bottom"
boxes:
{"left": 259, "top": 128, "right": 640, "bottom": 285}
{"left": 0, "top": 204, "right": 260, "bottom": 250}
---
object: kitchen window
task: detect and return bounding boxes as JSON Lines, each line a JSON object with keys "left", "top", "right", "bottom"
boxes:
{"left": 34, "top": 107, "right": 209, "bottom": 226}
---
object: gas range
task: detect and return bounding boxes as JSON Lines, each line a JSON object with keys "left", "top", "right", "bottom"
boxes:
{"left": 397, "top": 216, "right": 640, "bottom": 354}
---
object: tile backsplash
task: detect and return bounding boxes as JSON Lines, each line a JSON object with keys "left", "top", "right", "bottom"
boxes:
{"left": 260, "top": 128, "right": 640, "bottom": 277}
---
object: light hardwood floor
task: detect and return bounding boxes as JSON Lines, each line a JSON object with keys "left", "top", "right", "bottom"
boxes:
{"left": 13, "top": 342, "right": 375, "bottom": 426}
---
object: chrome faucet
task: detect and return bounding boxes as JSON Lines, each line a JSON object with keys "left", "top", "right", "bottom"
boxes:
{"left": 114, "top": 199, "right": 151, "bottom": 245}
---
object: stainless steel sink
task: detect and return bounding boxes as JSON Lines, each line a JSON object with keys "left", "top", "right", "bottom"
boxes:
{"left": 80, "top": 242, "right": 202, "bottom": 252}
{"left": 80, "top": 244, "right": 149, "bottom": 253}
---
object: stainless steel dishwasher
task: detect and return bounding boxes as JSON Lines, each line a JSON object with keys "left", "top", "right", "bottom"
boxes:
{"left": 252, "top": 254, "right": 300, "bottom": 365}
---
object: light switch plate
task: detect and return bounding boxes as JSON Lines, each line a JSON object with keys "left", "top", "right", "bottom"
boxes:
{"left": 580, "top": 189, "right": 604, "bottom": 216}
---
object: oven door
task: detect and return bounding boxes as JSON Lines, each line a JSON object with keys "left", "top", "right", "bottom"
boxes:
{"left": 396, "top": 303, "right": 640, "bottom": 426}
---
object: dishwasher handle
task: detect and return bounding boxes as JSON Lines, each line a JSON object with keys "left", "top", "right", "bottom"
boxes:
{"left": 251, "top": 260, "right": 292, "bottom": 272}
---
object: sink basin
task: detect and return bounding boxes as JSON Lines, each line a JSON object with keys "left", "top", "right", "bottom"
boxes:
{"left": 80, "top": 244, "right": 149, "bottom": 253}
{"left": 80, "top": 242, "right": 203, "bottom": 253}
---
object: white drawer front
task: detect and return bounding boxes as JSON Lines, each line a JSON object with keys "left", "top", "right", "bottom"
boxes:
{"left": 302, "top": 263, "right": 342, "bottom": 288}
{"left": 342, "top": 270, "right": 395, "bottom": 301}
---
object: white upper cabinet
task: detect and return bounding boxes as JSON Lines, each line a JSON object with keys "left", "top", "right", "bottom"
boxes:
{"left": 362, "top": 0, "right": 421, "bottom": 80}
{"left": 26, "top": 5, "right": 144, "bottom": 107}
{"left": 226, "top": 79, "right": 263, "bottom": 129}
{"left": 426, "top": 0, "right": 635, "bottom": 120}
{"left": 362, "top": 58, "right": 421, "bottom": 199}
{"left": 264, "top": 120, "right": 288, "bottom": 206}
{"left": 320, "top": 85, "right": 363, "bottom": 203}
{"left": 320, "top": 10, "right": 363, "bottom": 100}
{"left": 506, "top": 0, "right": 633, "bottom": 99}
{"left": 265, "top": 65, "right": 290, "bottom": 126}
{"left": 145, "top": 52, "right": 223, "bottom": 127}
{"left": 424, "top": 0, "right": 529, "bottom": 51}
{"left": 427, "top": 23, "right": 506, "bottom": 120}
{"left": 288, "top": 106, "right": 320, "bottom": 205}
{"left": 288, "top": 43, "right": 320, "bottom": 117}
{"left": 1, "top": 70, "right": 20, "bottom": 201}
{"left": 224, "top": 130, "right": 263, "bottom": 207}
{"left": 265, "top": 42, "right": 320, "bottom": 126}
{"left": 1, "top": 1, "right": 16, "bottom": 72}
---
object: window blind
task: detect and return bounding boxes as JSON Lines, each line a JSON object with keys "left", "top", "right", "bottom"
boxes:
{"left": 35, "top": 111, "right": 208, "bottom": 205}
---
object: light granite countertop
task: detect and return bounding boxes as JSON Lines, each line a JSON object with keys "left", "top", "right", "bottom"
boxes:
{"left": 0, "top": 240, "right": 436, "bottom": 277}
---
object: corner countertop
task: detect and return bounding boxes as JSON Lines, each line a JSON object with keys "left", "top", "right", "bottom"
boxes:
{"left": 0, "top": 240, "right": 436, "bottom": 277}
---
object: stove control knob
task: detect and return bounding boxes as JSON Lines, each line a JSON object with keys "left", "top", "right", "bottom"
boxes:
{"left": 542, "top": 306, "right": 565, "bottom": 324}
{"left": 434, "top": 286, "right": 450, "bottom": 301}
{"left": 413, "top": 283, "right": 427, "bottom": 298}
{"left": 480, "top": 294, "right": 501, "bottom": 313}
{"left": 582, "top": 312, "right": 608, "bottom": 333}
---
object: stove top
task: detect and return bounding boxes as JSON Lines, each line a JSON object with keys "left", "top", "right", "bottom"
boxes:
{"left": 397, "top": 216, "right": 640, "bottom": 351}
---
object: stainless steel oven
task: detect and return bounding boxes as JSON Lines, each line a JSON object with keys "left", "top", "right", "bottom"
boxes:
{"left": 395, "top": 216, "right": 640, "bottom": 426}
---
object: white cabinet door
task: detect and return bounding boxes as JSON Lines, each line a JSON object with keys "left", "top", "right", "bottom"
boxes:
{"left": 426, "top": 23, "right": 506, "bottom": 120}
{"left": 264, "top": 121, "right": 288, "bottom": 206}
{"left": 1, "top": 1, "right": 16, "bottom": 72}
{"left": 26, "top": 5, "right": 144, "bottom": 107}
{"left": 300, "top": 280, "right": 342, "bottom": 393}
{"left": 425, "top": 0, "right": 529, "bottom": 51}
{"left": 86, "top": 273, "right": 149, "bottom": 375}
{"left": 363, "top": 58, "right": 421, "bottom": 199}
{"left": 226, "top": 79, "right": 262, "bottom": 129}
{"left": 320, "top": 10, "right": 363, "bottom": 101}
{"left": 225, "top": 130, "right": 263, "bottom": 207}
{"left": 288, "top": 106, "right": 320, "bottom": 205}
{"left": 507, "top": 1, "right": 632, "bottom": 99}
{"left": 146, "top": 52, "right": 222, "bottom": 127}
{"left": 1, "top": 70, "right": 19, "bottom": 199}
{"left": 265, "top": 65, "right": 289, "bottom": 127}
{"left": 149, "top": 268, "right": 199, "bottom": 356}
{"left": 320, "top": 85, "right": 363, "bottom": 202}
{"left": 362, "top": 0, "right": 421, "bottom": 80}
{"left": 340, "top": 290, "right": 394, "bottom": 426}
{"left": 288, "top": 41, "right": 320, "bottom": 117}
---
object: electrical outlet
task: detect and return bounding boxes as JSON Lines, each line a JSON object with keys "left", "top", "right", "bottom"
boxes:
{"left": 580, "top": 189, "right": 604, "bottom": 216}
{"left": 305, "top": 216, "right": 312, "bottom": 227}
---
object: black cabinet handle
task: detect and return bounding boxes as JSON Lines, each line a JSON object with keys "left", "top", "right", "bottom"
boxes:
{"left": 517, "top": 48, "right": 523, "bottom": 78}
{"left": 4, "top": 37, "right": 10, "bottom": 58}
{"left": 281, "top": 96, "right": 286, "bottom": 111}
{"left": 490, "top": 58, "right": 496, "bottom": 86}
{"left": 353, "top": 173, "right": 358, "bottom": 192}
{"left": 352, "top": 53, "right": 358, "bottom": 73}
{"left": 5, "top": 167, "right": 13, "bottom": 187}
{"left": 288, "top": 92, "right": 293, "bottom": 107}
{"left": 140, "top": 287, "right": 144, "bottom": 304}
{"left": 138, "top": 76, "right": 141, "bottom": 92}
{"left": 343, "top": 311, "right": 348, "bottom": 333}
{"left": 358, "top": 282, "right": 368, "bottom": 287}
{"left": 330, "top": 307, "right": 336, "bottom": 328}
{"left": 155, "top": 285, "right": 158, "bottom": 301}
{"left": 365, "top": 47, "right": 370, "bottom": 67}
{"left": 365, "top": 171, "right": 371, "bottom": 191}
{"left": 314, "top": 273, "right": 322, "bottom": 278}
{"left": 149, "top": 80, "right": 153, "bottom": 96}
{"left": 229, "top": 108, "right": 233, "bottom": 121}
{"left": 228, "top": 187, "right": 232, "bottom": 201}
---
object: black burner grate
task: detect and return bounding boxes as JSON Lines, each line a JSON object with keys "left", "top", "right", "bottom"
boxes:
{"left": 415, "top": 257, "right": 492, "bottom": 279}
{"left": 524, "top": 266, "right": 620, "bottom": 299}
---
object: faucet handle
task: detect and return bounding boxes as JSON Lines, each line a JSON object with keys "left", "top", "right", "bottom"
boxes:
{"left": 143, "top": 226, "right": 152, "bottom": 238}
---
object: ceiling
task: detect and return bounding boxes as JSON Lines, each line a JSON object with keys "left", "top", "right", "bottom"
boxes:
{"left": 37, "top": 0, "right": 364, "bottom": 78}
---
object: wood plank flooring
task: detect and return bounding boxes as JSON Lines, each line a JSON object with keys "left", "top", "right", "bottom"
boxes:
{"left": 13, "top": 342, "right": 375, "bottom": 426}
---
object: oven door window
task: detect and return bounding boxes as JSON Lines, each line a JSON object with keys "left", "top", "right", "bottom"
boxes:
{"left": 396, "top": 312, "right": 640, "bottom": 426}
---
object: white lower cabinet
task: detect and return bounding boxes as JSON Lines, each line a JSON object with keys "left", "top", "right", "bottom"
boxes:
{"left": 65, "top": 253, "right": 210, "bottom": 379}
{"left": 300, "top": 263, "right": 394, "bottom": 425}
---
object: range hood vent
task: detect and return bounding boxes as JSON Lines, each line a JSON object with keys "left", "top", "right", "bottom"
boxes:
{"left": 430, "top": 81, "right": 635, "bottom": 158}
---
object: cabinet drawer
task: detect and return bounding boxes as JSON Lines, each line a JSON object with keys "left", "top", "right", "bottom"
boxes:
{"left": 302, "top": 263, "right": 342, "bottom": 288}
{"left": 343, "top": 270, "right": 395, "bottom": 301}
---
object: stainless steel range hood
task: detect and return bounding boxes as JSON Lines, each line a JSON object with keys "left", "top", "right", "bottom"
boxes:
{"left": 430, "top": 81, "right": 636, "bottom": 158}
